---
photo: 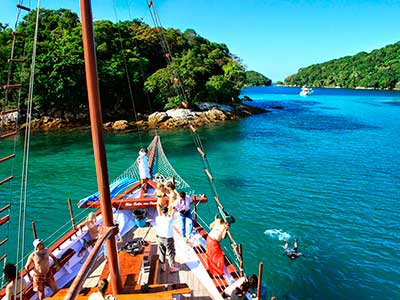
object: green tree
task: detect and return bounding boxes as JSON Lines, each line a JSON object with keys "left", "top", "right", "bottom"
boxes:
{"left": 245, "top": 70, "right": 272, "bottom": 86}
{"left": 284, "top": 41, "right": 400, "bottom": 90}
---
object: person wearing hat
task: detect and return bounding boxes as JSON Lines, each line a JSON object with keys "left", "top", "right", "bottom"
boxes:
{"left": 137, "top": 148, "right": 150, "bottom": 191}
{"left": 24, "top": 239, "right": 60, "bottom": 300}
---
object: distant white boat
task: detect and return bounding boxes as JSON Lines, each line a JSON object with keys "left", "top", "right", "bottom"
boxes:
{"left": 300, "top": 86, "right": 314, "bottom": 96}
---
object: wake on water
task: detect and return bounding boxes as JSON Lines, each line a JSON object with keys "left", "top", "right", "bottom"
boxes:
{"left": 264, "top": 229, "right": 291, "bottom": 241}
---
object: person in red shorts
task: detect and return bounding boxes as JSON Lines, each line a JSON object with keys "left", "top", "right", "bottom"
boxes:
{"left": 206, "top": 215, "right": 229, "bottom": 276}
{"left": 24, "top": 239, "right": 59, "bottom": 300}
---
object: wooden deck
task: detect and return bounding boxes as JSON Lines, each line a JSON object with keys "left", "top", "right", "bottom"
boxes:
{"left": 46, "top": 226, "right": 197, "bottom": 300}
{"left": 45, "top": 220, "right": 238, "bottom": 300}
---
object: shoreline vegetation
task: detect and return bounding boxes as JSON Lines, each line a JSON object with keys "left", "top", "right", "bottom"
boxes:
{"left": 0, "top": 9, "right": 271, "bottom": 127}
{"left": 10, "top": 102, "right": 268, "bottom": 132}
{"left": 283, "top": 41, "right": 400, "bottom": 90}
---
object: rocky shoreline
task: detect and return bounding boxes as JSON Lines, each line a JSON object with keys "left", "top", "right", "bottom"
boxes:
{"left": 16, "top": 103, "right": 269, "bottom": 131}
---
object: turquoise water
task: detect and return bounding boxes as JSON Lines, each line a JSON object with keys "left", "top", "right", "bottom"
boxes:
{"left": 1, "top": 86, "right": 399, "bottom": 299}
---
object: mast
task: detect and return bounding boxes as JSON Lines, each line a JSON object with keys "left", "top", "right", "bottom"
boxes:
{"left": 79, "top": 0, "right": 121, "bottom": 293}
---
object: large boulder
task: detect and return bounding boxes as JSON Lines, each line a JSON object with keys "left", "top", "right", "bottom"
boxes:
{"left": 112, "top": 120, "right": 128, "bottom": 130}
{"left": 148, "top": 112, "right": 169, "bottom": 127}
{"left": 165, "top": 108, "right": 196, "bottom": 120}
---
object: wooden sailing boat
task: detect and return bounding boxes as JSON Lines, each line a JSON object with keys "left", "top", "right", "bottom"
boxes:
{"left": 1, "top": 1, "right": 263, "bottom": 299}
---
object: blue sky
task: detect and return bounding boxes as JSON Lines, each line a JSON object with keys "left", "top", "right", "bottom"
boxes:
{"left": 1, "top": 0, "right": 400, "bottom": 81}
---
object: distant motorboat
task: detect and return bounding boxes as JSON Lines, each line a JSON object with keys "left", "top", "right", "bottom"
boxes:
{"left": 300, "top": 86, "right": 314, "bottom": 96}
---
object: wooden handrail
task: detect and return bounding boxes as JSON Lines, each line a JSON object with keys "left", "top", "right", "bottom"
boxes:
{"left": 63, "top": 225, "right": 117, "bottom": 300}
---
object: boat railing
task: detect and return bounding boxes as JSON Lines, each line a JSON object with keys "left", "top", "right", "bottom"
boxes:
{"left": 63, "top": 225, "right": 118, "bottom": 300}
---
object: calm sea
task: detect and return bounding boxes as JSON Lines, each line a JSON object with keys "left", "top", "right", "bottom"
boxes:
{"left": 1, "top": 86, "right": 399, "bottom": 299}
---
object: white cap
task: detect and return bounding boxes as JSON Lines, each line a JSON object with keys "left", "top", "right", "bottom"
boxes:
{"left": 33, "top": 238, "right": 43, "bottom": 249}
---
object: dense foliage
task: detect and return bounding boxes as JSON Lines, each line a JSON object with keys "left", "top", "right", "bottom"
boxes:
{"left": 244, "top": 70, "right": 271, "bottom": 86}
{"left": 284, "top": 41, "right": 400, "bottom": 90}
{"left": 0, "top": 9, "right": 247, "bottom": 120}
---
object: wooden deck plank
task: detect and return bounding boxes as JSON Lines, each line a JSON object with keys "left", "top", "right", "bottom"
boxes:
{"left": 46, "top": 284, "right": 190, "bottom": 300}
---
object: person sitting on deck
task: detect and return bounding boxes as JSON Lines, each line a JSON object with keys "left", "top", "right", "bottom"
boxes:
{"left": 247, "top": 274, "right": 267, "bottom": 299}
{"left": 24, "top": 239, "right": 60, "bottom": 300}
{"left": 88, "top": 278, "right": 114, "bottom": 300}
{"left": 78, "top": 212, "right": 99, "bottom": 256}
{"left": 231, "top": 281, "right": 250, "bottom": 300}
{"left": 137, "top": 148, "right": 150, "bottom": 192}
{"left": 283, "top": 240, "right": 303, "bottom": 260}
{"left": 155, "top": 206, "right": 179, "bottom": 273}
{"left": 172, "top": 191, "right": 193, "bottom": 240}
{"left": 206, "top": 214, "right": 229, "bottom": 276}
{"left": 3, "top": 263, "right": 26, "bottom": 300}
{"left": 145, "top": 182, "right": 167, "bottom": 216}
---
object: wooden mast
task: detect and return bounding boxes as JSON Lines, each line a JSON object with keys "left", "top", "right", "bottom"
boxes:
{"left": 79, "top": 0, "right": 121, "bottom": 294}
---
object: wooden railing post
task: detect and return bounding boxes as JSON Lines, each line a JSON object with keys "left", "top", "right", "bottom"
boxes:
{"left": 257, "top": 262, "right": 263, "bottom": 300}
{"left": 68, "top": 198, "right": 76, "bottom": 229}
{"left": 31, "top": 221, "right": 37, "bottom": 240}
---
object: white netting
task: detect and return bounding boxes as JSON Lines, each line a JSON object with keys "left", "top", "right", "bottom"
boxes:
{"left": 113, "top": 136, "right": 193, "bottom": 194}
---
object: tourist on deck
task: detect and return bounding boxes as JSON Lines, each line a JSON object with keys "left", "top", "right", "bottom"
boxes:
{"left": 231, "top": 281, "right": 249, "bottom": 300}
{"left": 165, "top": 181, "right": 179, "bottom": 213}
{"left": 78, "top": 212, "right": 99, "bottom": 256}
{"left": 137, "top": 148, "right": 150, "bottom": 191}
{"left": 206, "top": 214, "right": 229, "bottom": 276}
{"left": 24, "top": 239, "right": 60, "bottom": 300}
{"left": 88, "top": 278, "right": 114, "bottom": 300}
{"left": 3, "top": 263, "right": 26, "bottom": 300}
{"left": 283, "top": 240, "right": 303, "bottom": 260}
{"left": 172, "top": 191, "right": 193, "bottom": 239}
{"left": 145, "top": 182, "right": 167, "bottom": 216}
{"left": 155, "top": 206, "right": 179, "bottom": 273}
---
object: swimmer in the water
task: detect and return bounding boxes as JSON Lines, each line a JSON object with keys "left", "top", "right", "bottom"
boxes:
{"left": 283, "top": 240, "right": 303, "bottom": 260}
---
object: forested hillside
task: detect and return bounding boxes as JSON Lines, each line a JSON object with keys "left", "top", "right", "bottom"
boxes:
{"left": 0, "top": 9, "right": 255, "bottom": 120}
{"left": 245, "top": 71, "right": 272, "bottom": 86}
{"left": 284, "top": 41, "right": 400, "bottom": 90}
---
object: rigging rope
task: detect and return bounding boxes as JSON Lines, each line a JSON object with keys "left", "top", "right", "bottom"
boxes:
{"left": 146, "top": 0, "right": 189, "bottom": 107}
{"left": 111, "top": 0, "right": 144, "bottom": 146}
{"left": 114, "top": 135, "right": 192, "bottom": 193}
{"left": 17, "top": 0, "right": 41, "bottom": 280}
{"left": 0, "top": 0, "right": 37, "bottom": 289}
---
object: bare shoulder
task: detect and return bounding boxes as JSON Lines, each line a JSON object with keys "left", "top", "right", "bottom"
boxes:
{"left": 27, "top": 252, "right": 35, "bottom": 261}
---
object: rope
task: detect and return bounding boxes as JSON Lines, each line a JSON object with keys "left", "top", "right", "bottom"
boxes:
{"left": 111, "top": 0, "right": 144, "bottom": 146}
{"left": 146, "top": 0, "right": 189, "bottom": 107}
{"left": 113, "top": 135, "right": 192, "bottom": 193}
{"left": 17, "top": 0, "right": 41, "bottom": 279}
{"left": 0, "top": 0, "right": 37, "bottom": 286}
